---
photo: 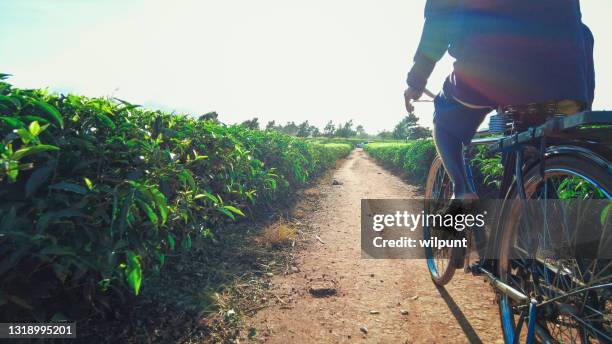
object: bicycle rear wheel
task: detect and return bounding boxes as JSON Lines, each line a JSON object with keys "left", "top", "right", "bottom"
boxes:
{"left": 424, "top": 156, "right": 461, "bottom": 286}
{"left": 497, "top": 153, "right": 612, "bottom": 343}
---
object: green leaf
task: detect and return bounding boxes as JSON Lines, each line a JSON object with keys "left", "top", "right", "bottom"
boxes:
{"left": 0, "top": 95, "right": 20, "bottom": 108}
{"left": 7, "top": 160, "right": 18, "bottom": 182}
{"left": 113, "top": 97, "right": 141, "bottom": 110}
{"left": 98, "top": 278, "right": 111, "bottom": 292}
{"left": 12, "top": 144, "right": 59, "bottom": 160}
{"left": 21, "top": 115, "right": 49, "bottom": 125}
{"left": 96, "top": 113, "right": 116, "bottom": 129}
{"left": 25, "top": 166, "right": 53, "bottom": 197}
{"left": 32, "top": 99, "right": 64, "bottom": 129}
{"left": 158, "top": 204, "right": 167, "bottom": 226}
{"left": 125, "top": 251, "right": 142, "bottom": 295}
{"left": 150, "top": 187, "right": 167, "bottom": 206}
{"left": 28, "top": 121, "right": 41, "bottom": 136}
{"left": 180, "top": 169, "right": 196, "bottom": 190}
{"left": 35, "top": 209, "right": 85, "bottom": 232}
{"left": 167, "top": 233, "right": 175, "bottom": 251}
{"left": 118, "top": 188, "right": 135, "bottom": 237}
{"left": 16, "top": 128, "right": 35, "bottom": 144}
{"left": 154, "top": 249, "right": 166, "bottom": 267}
{"left": 193, "top": 191, "right": 219, "bottom": 204}
{"left": 137, "top": 199, "right": 158, "bottom": 228}
{"left": 83, "top": 177, "right": 94, "bottom": 191}
{"left": 48, "top": 181, "right": 88, "bottom": 194}
{"left": 0, "top": 116, "right": 25, "bottom": 128}
{"left": 217, "top": 207, "right": 235, "bottom": 220}
{"left": 181, "top": 233, "right": 192, "bottom": 251}
{"left": 149, "top": 187, "right": 168, "bottom": 225}
{"left": 223, "top": 205, "right": 245, "bottom": 217}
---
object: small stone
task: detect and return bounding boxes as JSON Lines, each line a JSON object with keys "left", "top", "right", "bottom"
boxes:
{"left": 411, "top": 295, "right": 419, "bottom": 300}
{"left": 308, "top": 282, "right": 337, "bottom": 297}
{"left": 332, "top": 179, "right": 343, "bottom": 185}
{"left": 400, "top": 310, "right": 409, "bottom": 315}
{"left": 266, "top": 272, "right": 274, "bottom": 277}
{"left": 291, "top": 266, "right": 300, "bottom": 273}
{"left": 369, "top": 310, "right": 380, "bottom": 315}
{"left": 360, "top": 326, "right": 368, "bottom": 334}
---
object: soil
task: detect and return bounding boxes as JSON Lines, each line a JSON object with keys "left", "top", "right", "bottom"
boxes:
{"left": 243, "top": 149, "right": 504, "bottom": 343}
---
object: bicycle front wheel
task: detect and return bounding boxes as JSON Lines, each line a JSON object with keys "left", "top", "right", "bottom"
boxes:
{"left": 497, "top": 152, "right": 612, "bottom": 343}
{"left": 424, "top": 156, "right": 462, "bottom": 286}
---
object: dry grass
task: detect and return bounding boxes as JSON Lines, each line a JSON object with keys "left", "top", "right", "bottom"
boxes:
{"left": 259, "top": 219, "right": 297, "bottom": 247}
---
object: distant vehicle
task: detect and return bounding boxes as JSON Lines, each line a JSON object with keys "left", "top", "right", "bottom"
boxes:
{"left": 356, "top": 141, "right": 372, "bottom": 148}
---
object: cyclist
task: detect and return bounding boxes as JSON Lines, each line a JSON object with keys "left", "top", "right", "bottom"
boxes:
{"left": 404, "top": 0, "right": 595, "bottom": 200}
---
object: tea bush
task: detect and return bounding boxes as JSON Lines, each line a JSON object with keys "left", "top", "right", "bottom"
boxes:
{"left": 0, "top": 75, "right": 351, "bottom": 321}
{"left": 363, "top": 140, "right": 437, "bottom": 184}
{"left": 364, "top": 140, "right": 504, "bottom": 194}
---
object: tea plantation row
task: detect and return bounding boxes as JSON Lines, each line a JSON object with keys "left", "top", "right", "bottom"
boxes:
{"left": 0, "top": 75, "right": 351, "bottom": 321}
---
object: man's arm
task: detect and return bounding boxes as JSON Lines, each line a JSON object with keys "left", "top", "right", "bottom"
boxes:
{"left": 406, "top": 0, "right": 456, "bottom": 91}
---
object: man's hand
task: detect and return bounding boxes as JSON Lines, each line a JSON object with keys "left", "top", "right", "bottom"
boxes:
{"left": 404, "top": 86, "right": 424, "bottom": 113}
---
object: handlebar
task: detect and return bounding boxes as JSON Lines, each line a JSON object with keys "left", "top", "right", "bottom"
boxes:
{"left": 413, "top": 88, "right": 436, "bottom": 103}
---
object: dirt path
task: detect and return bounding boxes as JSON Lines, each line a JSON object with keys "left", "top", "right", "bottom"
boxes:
{"left": 245, "top": 149, "right": 503, "bottom": 343}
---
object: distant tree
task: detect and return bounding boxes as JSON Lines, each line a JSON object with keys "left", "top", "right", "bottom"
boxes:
{"left": 392, "top": 113, "right": 432, "bottom": 140}
{"left": 241, "top": 117, "right": 260, "bottom": 130}
{"left": 281, "top": 121, "right": 299, "bottom": 136}
{"left": 310, "top": 126, "right": 321, "bottom": 137}
{"left": 199, "top": 111, "right": 219, "bottom": 122}
{"left": 407, "top": 126, "right": 432, "bottom": 140}
{"left": 392, "top": 113, "right": 419, "bottom": 140}
{"left": 296, "top": 121, "right": 311, "bottom": 137}
{"left": 323, "top": 121, "right": 335, "bottom": 137}
{"left": 335, "top": 120, "right": 357, "bottom": 138}
{"left": 377, "top": 130, "right": 393, "bottom": 139}
{"left": 355, "top": 124, "right": 367, "bottom": 138}
{"left": 265, "top": 120, "right": 277, "bottom": 130}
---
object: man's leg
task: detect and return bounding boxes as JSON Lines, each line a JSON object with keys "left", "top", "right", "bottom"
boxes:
{"left": 432, "top": 88, "right": 490, "bottom": 200}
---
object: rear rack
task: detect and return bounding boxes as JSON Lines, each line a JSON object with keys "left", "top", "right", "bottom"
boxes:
{"left": 471, "top": 111, "right": 612, "bottom": 151}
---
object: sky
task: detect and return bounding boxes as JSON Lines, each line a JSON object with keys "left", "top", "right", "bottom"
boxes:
{"left": 0, "top": 0, "right": 610, "bottom": 134}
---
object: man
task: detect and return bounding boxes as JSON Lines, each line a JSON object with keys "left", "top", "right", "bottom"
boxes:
{"left": 404, "top": 0, "right": 595, "bottom": 200}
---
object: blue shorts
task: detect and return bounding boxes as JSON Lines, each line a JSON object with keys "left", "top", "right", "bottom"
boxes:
{"left": 433, "top": 80, "right": 491, "bottom": 145}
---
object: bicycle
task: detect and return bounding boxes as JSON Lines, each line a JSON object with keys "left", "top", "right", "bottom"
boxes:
{"left": 421, "top": 96, "right": 612, "bottom": 344}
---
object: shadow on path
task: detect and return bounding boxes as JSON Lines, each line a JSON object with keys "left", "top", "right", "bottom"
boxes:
{"left": 436, "top": 285, "right": 484, "bottom": 344}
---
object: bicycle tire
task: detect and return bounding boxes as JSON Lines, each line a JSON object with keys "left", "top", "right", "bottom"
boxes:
{"left": 424, "top": 156, "right": 461, "bottom": 286}
{"left": 497, "top": 152, "right": 612, "bottom": 343}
